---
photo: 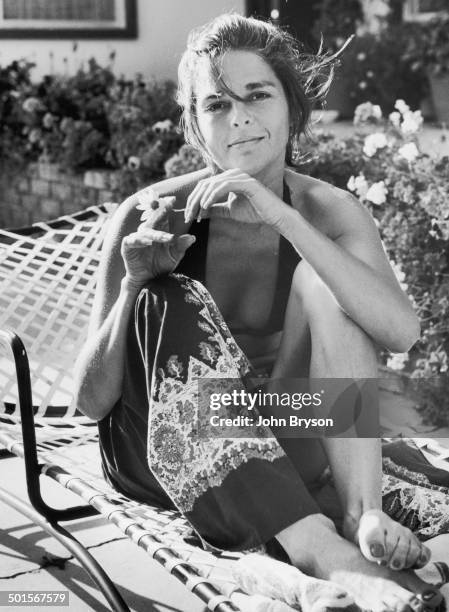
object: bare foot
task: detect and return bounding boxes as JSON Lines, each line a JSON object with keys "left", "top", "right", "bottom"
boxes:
{"left": 276, "top": 514, "right": 443, "bottom": 612}
{"left": 356, "top": 509, "right": 431, "bottom": 571}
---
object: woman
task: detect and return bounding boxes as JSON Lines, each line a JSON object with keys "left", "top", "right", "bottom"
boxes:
{"left": 74, "top": 14, "right": 449, "bottom": 611}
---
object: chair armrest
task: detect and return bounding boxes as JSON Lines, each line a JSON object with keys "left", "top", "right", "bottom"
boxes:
{"left": 0, "top": 329, "right": 41, "bottom": 479}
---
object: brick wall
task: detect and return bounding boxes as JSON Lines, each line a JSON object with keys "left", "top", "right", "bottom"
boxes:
{"left": 0, "top": 162, "right": 122, "bottom": 229}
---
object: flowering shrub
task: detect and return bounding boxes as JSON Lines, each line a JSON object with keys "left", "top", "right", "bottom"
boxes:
{"left": 0, "top": 57, "right": 183, "bottom": 190}
{"left": 0, "top": 59, "right": 36, "bottom": 171}
{"left": 5, "top": 58, "right": 115, "bottom": 170}
{"left": 105, "top": 77, "right": 184, "bottom": 197}
{"left": 164, "top": 144, "right": 205, "bottom": 178}
{"left": 300, "top": 101, "right": 449, "bottom": 425}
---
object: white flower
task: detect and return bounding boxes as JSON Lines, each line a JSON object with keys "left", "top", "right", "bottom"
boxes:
{"left": 389, "top": 111, "right": 401, "bottom": 127}
{"left": 127, "top": 155, "right": 141, "bottom": 170}
{"left": 347, "top": 173, "right": 369, "bottom": 199}
{"left": 22, "top": 97, "right": 41, "bottom": 113}
{"left": 401, "top": 110, "right": 423, "bottom": 135}
{"left": 398, "top": 142, "right": 419, "bottom": 162}
{"left": 363, "top": 132, "right": 388, "bottom": 157}
{"left": 136, "top": 187, "right": 159, "bottom": 208}
{"left": 152, "top": 119, "right": 174, "bottom": 134}
{"left": 370, "top": 0, "right": 390, "bottom": 17}
{"left": 42, "top": 112, "right": 55, "bottom": 129}
{"left": 359, "top": 81, "right": 368, "bottom": 90}
{"left": 429, "top": 350, "right": 448, "bottom": 373}
{"left": 372, "top": 105, "right": 382, "bottom": 119}
{"left": 387, "top": 352, "right": 409, "bottom": 371}
{"left": 353, "top": 102, "right": 382, "bottom": 126}
{"left": 28, "top": 128, "right": 41, "bottom": 144}
{"left": 394, "top": 99, "right": 410, "bottom": 115}
{"left": 357, "top": 52, "right": 367, "bottom": 61}
{"left": 366, "top": 181, "right": 388, "bottom": 205}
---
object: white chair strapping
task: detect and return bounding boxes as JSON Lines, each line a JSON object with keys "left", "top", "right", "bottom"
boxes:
{"left": 0, "top": 203, "right": 119, "bottom": 415}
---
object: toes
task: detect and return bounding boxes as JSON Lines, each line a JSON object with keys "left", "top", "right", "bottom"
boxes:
{"left": 370, "top": 542, "right": 387, "bottom": 559}
{"left": 360, "top": 534, "right": 388, "bottom": 564}
{"left": 357, "top": 510, "right": 387, "bottom": 563}
{"left": 412, "top": 546, "right": 432, "bottom": 570}
{"left": 389, "top": 540, "right": 412, "bottom": 571}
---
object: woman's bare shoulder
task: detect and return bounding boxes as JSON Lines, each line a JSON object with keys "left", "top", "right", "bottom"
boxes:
{"left": 284, "top": 169, "right": 367, "bottom": 239}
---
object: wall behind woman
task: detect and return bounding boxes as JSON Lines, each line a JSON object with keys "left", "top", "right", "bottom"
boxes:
{"left": 0, "top": 0, "right": 245, "bottom": 81}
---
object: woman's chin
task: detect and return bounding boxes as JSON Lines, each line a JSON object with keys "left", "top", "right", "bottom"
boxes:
{"left": 219, "top": 155, "right": 277, "bottom": 177}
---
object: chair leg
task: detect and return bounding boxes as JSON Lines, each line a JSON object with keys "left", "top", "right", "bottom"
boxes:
{"left": 0, "top": 485, "right": 130, "bottom": 612}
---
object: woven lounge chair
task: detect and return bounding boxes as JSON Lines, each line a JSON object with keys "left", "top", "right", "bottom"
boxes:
{"left": 1, "top": 204, "right": 449, "bottom": 612}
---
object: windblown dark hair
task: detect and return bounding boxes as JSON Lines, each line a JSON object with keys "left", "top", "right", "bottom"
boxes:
{"left": 177, "top": 13, "right": 350, "bottom": 167}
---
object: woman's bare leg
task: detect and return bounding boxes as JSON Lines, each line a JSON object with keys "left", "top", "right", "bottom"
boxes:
{"left": 269, "top": 261, "right": 440, "bottom": 610}
{"left": 272, "top": 260, "right": 384, "bottom": 524}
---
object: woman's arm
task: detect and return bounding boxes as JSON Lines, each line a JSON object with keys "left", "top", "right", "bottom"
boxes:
{"left": 277, "top": 185, "right": 420, "bottom": 353}
{"left": 73, "top": 194, "right": 196, "bottom": 421}
{"left": 73, "top": 277, "right": 143, "bottom": 421}
{"left": 73, "top": 196, "right": 141, "bottom": 421}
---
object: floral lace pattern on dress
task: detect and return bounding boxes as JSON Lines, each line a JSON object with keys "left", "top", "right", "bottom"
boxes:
{"left": 146, "top": 275, "right": 284, "bottom": 513}
{"left": 382, "top": 456, "right": 449, "bottom": 540}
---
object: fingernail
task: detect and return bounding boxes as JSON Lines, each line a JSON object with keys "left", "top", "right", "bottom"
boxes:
{"left": 370, "top": 543, "right": 385, "bottom": 558}
{"left": 392, "top": 560, "right": 401, "bottom": 569}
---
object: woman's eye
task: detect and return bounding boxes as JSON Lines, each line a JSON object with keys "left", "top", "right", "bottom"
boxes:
{"left": 206, "top": 101, "right": 228, "bottom": 112}
{"left": 250, "top": 92, "right": 269, "bottom": 101}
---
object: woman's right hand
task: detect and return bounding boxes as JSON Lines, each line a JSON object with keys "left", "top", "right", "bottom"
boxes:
{"left": 121, "top": 196, "right": 196, "bottom": 287}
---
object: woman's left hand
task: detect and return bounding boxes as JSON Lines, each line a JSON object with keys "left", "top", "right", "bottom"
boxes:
{"left": 184, "top": 168, "right": 290, "bottom": 229}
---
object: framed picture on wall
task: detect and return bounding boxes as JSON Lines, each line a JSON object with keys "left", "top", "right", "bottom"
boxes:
{"left": 0, "top": 0, "right": 137, "bottom": 38}
{"left": 403, "top": 0, "right": 447, "bottom": 22}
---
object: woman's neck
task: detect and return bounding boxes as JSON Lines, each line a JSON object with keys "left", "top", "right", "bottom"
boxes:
{"left": 252, "top": 162, "right": 286, "bottom": 199}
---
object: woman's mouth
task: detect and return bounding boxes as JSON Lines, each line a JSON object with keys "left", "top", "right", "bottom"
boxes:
{"left": 229, "top": 136, "right": 265, "bottom": 147}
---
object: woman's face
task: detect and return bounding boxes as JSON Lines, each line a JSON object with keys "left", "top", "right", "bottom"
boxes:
{"left": 194, "top": 50, "right": 290, "bottom": 178}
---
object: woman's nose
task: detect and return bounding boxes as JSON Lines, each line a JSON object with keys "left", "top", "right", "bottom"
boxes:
{"left": 231, "top": 101, "right": 252, "bottom": 127}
